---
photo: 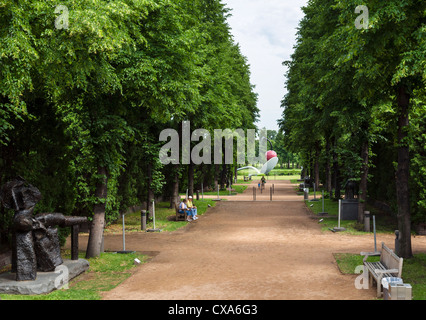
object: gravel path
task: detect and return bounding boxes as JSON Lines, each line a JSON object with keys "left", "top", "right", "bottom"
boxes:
{"left": 76, "top": 180, "right": 426, "bottom": 300}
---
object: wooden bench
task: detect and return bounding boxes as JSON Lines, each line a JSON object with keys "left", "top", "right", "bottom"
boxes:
{"left": 361, "top": 242, "right": 403, "bottom": 297}
{"left": 175, "top": 203, "right": 188, "bottom": 221}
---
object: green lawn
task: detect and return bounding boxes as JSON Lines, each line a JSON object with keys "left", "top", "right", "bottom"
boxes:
{"left": 107, "top": 199, "right": 217, "bottom": 234}
{"left": 237, "top": 167, "right": 300, "bottom": 181}
{"left": 180, "top": 185, "right": 248, "bottom": 197}
{"left": 303, "top": 191, "right": 398, "bottom": 234}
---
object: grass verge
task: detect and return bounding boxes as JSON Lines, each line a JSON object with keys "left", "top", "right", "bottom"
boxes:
{"left": 106, "top": 199, "right": 217, "bottom": 234}
{"left": 304, "top": 195, "right": 398, "bottom": 235}
{"left": 0, "top": 251, "right": 147, "bottom": 300}
{"left": 181, "top": 185, "right": 248, "bottom": 196}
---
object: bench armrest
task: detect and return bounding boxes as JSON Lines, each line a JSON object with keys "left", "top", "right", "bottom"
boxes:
{"left": 360, "top": 251, "right": 381, "bottom": 262}
{"left": 360, "top": 251, "right": 381, "bottom": 256}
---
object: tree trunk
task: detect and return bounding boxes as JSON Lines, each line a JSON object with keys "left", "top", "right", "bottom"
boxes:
{"left": 202, "top": 164, "right": 209, "bottom": 191}
{"left": 169, "top": 164, "right": 180, "bottom": 209}
{"left": 314, "top": 142, "right": 320, "bottom": 189}
{"left": 214, "top": 164, "right": 220, "bottom": 190}
{"left": 396, "top": 85, "right": 412, "bottom": 258}
{"left": 332, "top": 139, "right": 341, "bottom": 200}
{"left": 220, "top": 163, "right": 227, "bottom": 189}
{"left": 86, "top": 166, "right": 108, "bottom": 259}
{"left": 358, "top": 139, "right": 369, "bottom": 224}
{"left": 325, "top": 139, "right": 332, "bottom": 198}
{"left": 147, "top": 162, "right": 154, "bottom": 220}
{"left": 188, "top": 163, "right": 194, "bottom": 197}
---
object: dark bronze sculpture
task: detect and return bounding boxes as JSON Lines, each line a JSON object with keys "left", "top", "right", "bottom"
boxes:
{"left": 344, "top": 179, "right": 358, "bottom": 200}
{"left": 0, "top": 177, "right": 87, "bottom": 281}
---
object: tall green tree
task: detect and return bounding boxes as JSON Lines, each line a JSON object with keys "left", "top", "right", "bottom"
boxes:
{"left": 335, "top": 0, "right": 426, "bottom": 258}
{"left": 281, "top": 0, "right": 426, "bottom": 259}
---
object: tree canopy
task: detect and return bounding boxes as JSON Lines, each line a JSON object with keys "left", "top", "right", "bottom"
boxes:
{"left": 0, "top": 0, "right": 259, "bottom": 257}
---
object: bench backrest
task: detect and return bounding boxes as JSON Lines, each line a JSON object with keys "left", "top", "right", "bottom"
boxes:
{"left": 380, "top": 242, "right": 403, "bottom": 277}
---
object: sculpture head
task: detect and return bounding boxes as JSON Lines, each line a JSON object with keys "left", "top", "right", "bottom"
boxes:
{"left": 0, "top": 177, "right": 42, "bottom": 211}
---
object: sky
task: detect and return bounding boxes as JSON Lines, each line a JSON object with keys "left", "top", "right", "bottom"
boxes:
{"left": 224, "top": 0, "right": 309, "bottom": 132}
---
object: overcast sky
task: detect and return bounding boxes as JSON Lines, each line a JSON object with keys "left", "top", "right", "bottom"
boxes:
{"left": 224, "top": 0, "right": 308, "bottom": 132}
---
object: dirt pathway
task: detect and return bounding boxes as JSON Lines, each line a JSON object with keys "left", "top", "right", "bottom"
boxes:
{"left": 79, "top": 180, "right": 426, "bottom": 300}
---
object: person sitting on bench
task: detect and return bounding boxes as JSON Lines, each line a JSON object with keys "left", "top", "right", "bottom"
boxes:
{"left": 178, "top": 198, "right": 193, "bottom": 222}
{"left": 187, "top": 196, "right": 198, "bottom": 220}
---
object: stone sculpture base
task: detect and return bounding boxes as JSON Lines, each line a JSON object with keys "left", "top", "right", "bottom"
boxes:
{"left": 0, "top": 259, "right": 89, "bottom": 295}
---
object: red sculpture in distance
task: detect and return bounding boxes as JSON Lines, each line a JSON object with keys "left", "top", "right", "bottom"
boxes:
{"left": 266, "top": 150, "right": 278, "bottom": 161}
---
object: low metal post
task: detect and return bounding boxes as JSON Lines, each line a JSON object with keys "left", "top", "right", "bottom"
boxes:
{"left": 319, "top": 190, "right": 328, "bottom": 216}
{"left": 141, "top": 210, "right": 146, "bottom": 231}
{"left": 373, "top": 215, "right": 377, "bottom": 252}
{"left": 122, "top": 214, "right": 126, "bottom": 251}
{"left": 152, "top": 200, "right": 156, "bottom": 230}
{"left": 364, "top": 211, "right": 370, "bottom": 232}
{"left": 313, "top": 183, "right": 316, "bottom": 200}
{"left": 304, "top": 188, "right": 309, "bottom": 201}
{"left": 395, "top": 230, "right": 400, "bottom": 256}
